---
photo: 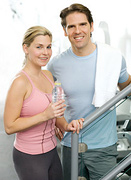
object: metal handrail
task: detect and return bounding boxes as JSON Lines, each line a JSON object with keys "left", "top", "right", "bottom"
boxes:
{"left": 100, "top": 153, "right": 131, "bottom": 180}
{"left": 71, "top": 84, "right": 131, "bottom": 180}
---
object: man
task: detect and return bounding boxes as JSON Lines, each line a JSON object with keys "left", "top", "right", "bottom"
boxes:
{"left": 48, "top": 3, "right": 131, "bottom": 180}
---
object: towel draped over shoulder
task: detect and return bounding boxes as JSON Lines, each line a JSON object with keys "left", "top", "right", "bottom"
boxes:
{"left": 92, "top": 42, "right": 122, "bottom": 107}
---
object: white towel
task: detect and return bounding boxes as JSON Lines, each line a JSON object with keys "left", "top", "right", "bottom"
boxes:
{"left": 92, "top": 42, "right": 122, "bottom": 107}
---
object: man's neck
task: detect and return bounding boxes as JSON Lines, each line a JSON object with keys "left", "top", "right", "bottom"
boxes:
{"left": 72, "top": 43, "right": 96, "bottom": 57}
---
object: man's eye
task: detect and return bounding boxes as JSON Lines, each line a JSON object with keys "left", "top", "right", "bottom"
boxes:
{"left": 81, "top": 23, "right": 87, "bottom": 26}
{"left": 68, "top": 25, "right": 74, "bottom": 29}
{"left": 47, "top": 46, "right": 52, "bottom": 49}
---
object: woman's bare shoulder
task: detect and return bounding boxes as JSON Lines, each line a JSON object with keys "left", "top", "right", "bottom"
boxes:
{"left": 9, "top": 71, "right": 29, "bottom": 92}
{"left": 42, "top": 70, "right": 54, "bottom": 83}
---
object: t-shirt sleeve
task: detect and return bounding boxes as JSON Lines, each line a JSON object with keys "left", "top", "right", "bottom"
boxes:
{"left": 118, "top": 56, "right": 129, "bottom": 83}
{"left": 47, "top": 58, "right": 57, "bottom": 81}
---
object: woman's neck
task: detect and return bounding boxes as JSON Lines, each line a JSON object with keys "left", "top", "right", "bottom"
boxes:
{"left": 23, "top": 63, "right": 42, "bottom": 77}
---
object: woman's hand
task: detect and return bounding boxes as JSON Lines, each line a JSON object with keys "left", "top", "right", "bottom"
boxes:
{"left": 66, "top": 118, "right": 84, "bottom": 134}
{"left": 44, "top": 100, "right": 66, "bottom": 120}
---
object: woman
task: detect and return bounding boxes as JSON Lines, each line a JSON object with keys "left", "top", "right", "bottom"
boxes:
{"left": 4, "top": 26, "right": 84, "bottom": 180}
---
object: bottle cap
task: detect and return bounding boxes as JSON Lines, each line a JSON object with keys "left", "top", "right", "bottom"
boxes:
{"left": 55, "top": 82, "right": 61, "bottom": 85}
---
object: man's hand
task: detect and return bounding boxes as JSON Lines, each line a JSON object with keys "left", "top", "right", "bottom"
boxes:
{"left": 55, "top": 126, "right": 64, "bottom": 141}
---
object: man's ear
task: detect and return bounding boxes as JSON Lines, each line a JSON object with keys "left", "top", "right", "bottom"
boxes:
{"left": 63, "top": 27, "right": 68, "bottom": 37}
{"left": 90, "top": 22, "right": 94, "bottom": 33}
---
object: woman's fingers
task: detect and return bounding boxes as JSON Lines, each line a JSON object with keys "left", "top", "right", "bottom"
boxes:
{"left": 78, "top": 118, "right": 84, "bottom": 129}
{"left": 52, "top": 100, "right": 66, "bottom": 117}
{"left": 53, "top": 99, "right": 65, "bottom": 107}
{"left": 70, "top": 118, "right": 84, "bottom": 134}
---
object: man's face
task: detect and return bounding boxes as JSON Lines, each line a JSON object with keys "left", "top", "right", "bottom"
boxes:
{"left": 64, "top": 12, "right": 94, "bottom": 55}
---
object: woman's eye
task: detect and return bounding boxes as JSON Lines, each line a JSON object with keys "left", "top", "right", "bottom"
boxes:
{"left": 37, "top": 46, "right": 41, "bottom": 49}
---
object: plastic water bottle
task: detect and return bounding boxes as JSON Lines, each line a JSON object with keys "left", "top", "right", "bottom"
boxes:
{"left": 52, "top": 81, "right": 65, "bottom": 103}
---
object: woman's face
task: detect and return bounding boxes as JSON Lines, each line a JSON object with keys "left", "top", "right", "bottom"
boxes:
{"left": 23, "top": 35, "right": 52, "bottom": 67}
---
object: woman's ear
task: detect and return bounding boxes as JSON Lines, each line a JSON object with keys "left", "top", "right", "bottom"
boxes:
{"left": 23, "top": 44, "right": 28, "bottom": 54}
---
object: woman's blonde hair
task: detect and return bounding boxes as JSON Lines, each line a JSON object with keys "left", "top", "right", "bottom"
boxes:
{"left": 22, "top": 26, "right": 52, "bottom": 65}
